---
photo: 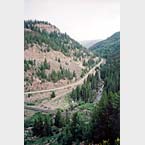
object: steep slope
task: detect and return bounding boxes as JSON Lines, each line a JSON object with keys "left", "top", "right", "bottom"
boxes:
{"left": 90, "top": 32, "right": 120, "bottom": 91}
{"left": 90, "top": 32, "right": 120, "bottom": 58}
{"left": 90, "top": 32, "right": 120, "bottom": 144}
{"left": 24, "top": 20, "right": 85, "bottom": 54}
{"left": 24, "top": 20, "right": 98, "bottom": 92}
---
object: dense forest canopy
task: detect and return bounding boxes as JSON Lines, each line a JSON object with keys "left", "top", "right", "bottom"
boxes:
{"left": 90, "top": 32, "right": 120, "bottom": 58}
{"left": 90, "top": 32, "right": 120, "bottom": 144}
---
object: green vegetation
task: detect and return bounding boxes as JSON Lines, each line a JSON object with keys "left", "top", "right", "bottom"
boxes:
{"left": 54, "top": 109, "right": 64, "bottom": 128}
{"left": 25, "top": 58, "right": 76, "bottom": 83}
{"left": 90, "top": 31, "right": 120, "bottom": 144}
{"left": 25, "top": 102, "right": 35, "bottom": 106}
{"left": 40, "top": 58, "right": 50, "bottom": 70}
{"left": 91, "top": 91, "right": 120, "bottom": 144}
{"left": 58, "top": 58, "right": 61, "bottom": 63}
{"left": 24, "top": 20, "right": 49, "bottom": 30}
{"left": 25, "top": 111, "right": 91, "bottom": 145}
{"left": 25, "top": 91, "right": 119, "bottom": 144}
{"left": 80, "top": 68, "right": 88, "bottom": 78}
{"left": 90, "top": 32, "right": 120, "bottom": 58}
{"left": 50, "top": 68, "right": 74, "bottom": 82}
{"left": 24, "top": 20, "right": 93, "bottom": 87}
{"left": 24, "top": 59, "right": 50, "bottom": 81}
{"left": 36, "top": 66, "right": 75, "bottom": 83}
{"left": 24, "top": 20, "right": 84, "bottom": 55}
{"left": 78, "top": 103, "right": 95, "bottom": 111}
{"left": 24, "top": 25, "right": 120, "bottom": 144}
{"left": 83, "top": 58, "right": 96, "bottom": 68}
{"left": 71, "top": 73, "right": 99, "bottom": 103}
{"left": 51, "top": 91, "right": 56, "bottom": 98}
{"left": 23, "top": 59, "right": 76, "bottom": 83}
{"left": 36, "top": 59, "right": 50, "bottom": 80}
{"left": 24, "top": 59, "right": 36, "bottom": 72}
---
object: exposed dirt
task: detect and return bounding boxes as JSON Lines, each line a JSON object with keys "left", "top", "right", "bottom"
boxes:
{"left": 34, "top": 23, "right": 60, "bottom": 33}
{"left": 24, "top": 59, "right": 104, "bottom": 113}
{"left": 24, "top": 45, "right": 91, "bottom": 92}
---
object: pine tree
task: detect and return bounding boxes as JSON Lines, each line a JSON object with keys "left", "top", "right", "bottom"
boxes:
{"left": 42, "top": 116, "right": 52, "bottom": 136}
{"left": 54, "top": 110, "right": 64, "bottom": 128}
{"left": 73, "top": 71, "right": 76, "bottom": 78}
{"left": 51, "top": 91, "right": 56, "bottom": 98}
{"left": 61, "top": 125, "right": 73, "bottom": 145}
{"left": 70, "top": 112, "right": 83, "bottom": 141}
{"left": 44, "top": 58, "right": 50, "bottom": 69}
{"left": 32, "top": 116, "right": 43, "bottom": 137}
{"left": 91, "top": 91, "right": 120, "bottom": 144}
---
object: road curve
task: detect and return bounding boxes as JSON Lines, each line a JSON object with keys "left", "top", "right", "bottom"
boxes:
{"left": 24, "top": 59, "right": 104, "bottom": 95}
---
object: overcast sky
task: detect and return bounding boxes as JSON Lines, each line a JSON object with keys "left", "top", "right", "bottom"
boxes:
{"left": 25, "top": 0, "right": 120, "bottom": 41}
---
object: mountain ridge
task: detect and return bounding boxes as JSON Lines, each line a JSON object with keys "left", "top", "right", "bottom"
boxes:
{"left": 90, "top": 31, "right": 120, "bottom": 58}
{"left": 79, "top": 39, "right": 102, "bottom": 48}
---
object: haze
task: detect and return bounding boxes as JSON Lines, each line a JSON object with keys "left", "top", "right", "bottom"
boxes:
{"left": 24, "top": 0, "right": 120, "bottom": 41}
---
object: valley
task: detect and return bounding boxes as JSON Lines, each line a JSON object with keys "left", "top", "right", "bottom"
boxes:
{"left": 24, "top": 20, "right": 120, "bottom": 145}
{"left": 24, "top": 20, "right": 104, "bottom": 117}
{"left": 24, "top": 58, "right": 105, "bottom": 116}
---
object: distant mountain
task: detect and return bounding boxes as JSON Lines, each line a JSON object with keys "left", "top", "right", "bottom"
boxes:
{"left": 79, "top": 40, "right": 101, "bottom": 49}
{"left": 90, "top": 32, "right": 120, "bottom": 97}
{"left": 90, "top": 32, "right": 120, "bottom": 58}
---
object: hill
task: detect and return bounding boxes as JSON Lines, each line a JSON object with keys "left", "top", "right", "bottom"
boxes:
{"left": 79, "top": 39, "right": 101, "bottom": 48}
{"left": 90, "top": 32, "right": 120, "bottom": 58}
{"left": 89, "top": 32, "right": 120, "bottom": 144}
{"left": 24, "top": 31, "right": 120, "bottom": 145}
{"left": 24, "top": 20, "right": 98, "bottom": 92}
{"left": 24, "top": 20, "right": 85, "bottom": 54}
{"left": 90, "top": 32, "right": 120, "bottom": 93}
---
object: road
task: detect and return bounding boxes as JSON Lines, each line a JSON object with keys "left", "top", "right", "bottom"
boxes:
{"left": 24, "top": 58, "right": 104, "bottom": 95}
{"left": 24, "top": 59, "right": 105, "bottom": 113}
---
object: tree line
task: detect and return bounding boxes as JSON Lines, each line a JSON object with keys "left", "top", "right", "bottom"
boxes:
{"left": 25, "top": 93, "right": 119, "bottom": 145}
{"left": 24, "top": 58, "right": 76, "bottom": 83}
{"left": 37, "top": 66, "right": 76, "bottom": 83}
{"left": 24, "top": 20, "right": 84, "bottom": 56}
{"left": 71, "top": 73, "right": 99, "bottom": 103}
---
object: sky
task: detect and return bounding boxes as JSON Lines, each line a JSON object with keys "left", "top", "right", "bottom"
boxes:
{"left": 24, "top": 0, "right": 120, "bottom": 41}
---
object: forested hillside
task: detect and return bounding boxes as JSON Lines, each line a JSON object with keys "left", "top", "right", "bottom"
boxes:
{"left": 90, "top": 32, "right": 120, "bottom": 58}
{"left": 91, "top": 32, "right": 120, "bottom": 144}
{"left": 24, "top": 20, "right": 98, "bottom": 92}
{"left": 24, "top": 20, "right": 84, "bottom": 55}
{"left": 24, "top": 31, "right": 120, "bottom": 145}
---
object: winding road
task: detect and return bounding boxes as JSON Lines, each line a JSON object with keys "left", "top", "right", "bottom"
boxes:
{"left": 24, "top": 58, "right": 105, "bottom": 113}
{"left": 24, "top": 58, "right": 104, "bottom": 95}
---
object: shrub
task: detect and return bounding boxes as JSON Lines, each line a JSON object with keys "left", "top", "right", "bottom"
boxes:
{"left": 51, "top": 91, "right": 56, "bottom": 98}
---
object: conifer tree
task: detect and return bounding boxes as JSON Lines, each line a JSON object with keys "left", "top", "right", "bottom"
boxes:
{"left": 54, "top": 110, "right": 64, "bottom": 128}
{"left": 51, "top": 91, "right": 56, "bottom": 98}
